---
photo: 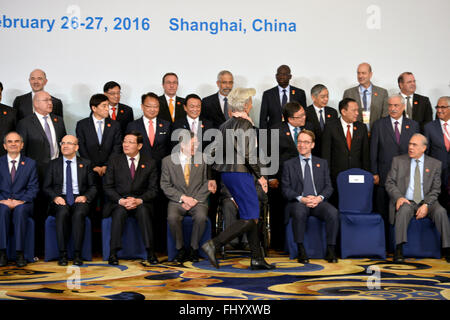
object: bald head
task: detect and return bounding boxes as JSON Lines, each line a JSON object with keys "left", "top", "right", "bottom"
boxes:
{"left": 33, "top": 91, "right": 53, "bottom": 116}
{"left": 357, "top": 63, "right": 373, "bottom": 88}
{"left": 60, "top": 135, "right": 79, "bottom": 159}
{"left": 29, "top": 69, "right": 48, "bottom": 92}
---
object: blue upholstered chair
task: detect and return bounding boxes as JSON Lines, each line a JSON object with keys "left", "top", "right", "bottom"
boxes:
{"left": 167, "top": 216, "right": 212, "bottom": 261}
{"left": 6, "top": 216, "right": 35, "bottom": 263}
{"left": 285, "top": 216, "right": 327, "bottom": 259}
{"left": 337, "top": 168, "right": 386, "bottom": 259}
{"left": 44, "top": 215, "right": 92, "bottom": 261}
{"left": 390, "top": 218, "right": 441, "bottom": 258}
{"left": 102, "top": 216, "right": 147, "bottom": 261}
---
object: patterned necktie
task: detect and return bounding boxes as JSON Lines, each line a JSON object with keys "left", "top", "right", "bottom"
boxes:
{"left": 394, "top": 121, "right": 401, "bottom": 144}
{"left": 43, "top": 116, "right": 55, "bottom": 159}
{"left": 363, "top": 89, "right": 368, "bottom": 111}
{"left": 184, "top": 161, "right": 190, "bottom": 186}
{"left": 111, "top": 107, "right": 117, "bottom": 120}
{"left": 443, "top": 123, "right": 450, "bottom": 152}
{"left": 319, "top": 109, "right": 325, "bottom": 131}
{"left": 346, "top": 124, "right": 352, "bottom": 151}
{"left": 294, "top": 127, "right": 300, "bottom": 144}
{"left": 169, "top": 98, "right": 175, "bottom": 122}
{"left": 406, "top": 96, "right": 412, "bottom": 118}
{"left": 282, "top": 89, "right": 287, "bottom": 108}
{"left": 191, "top": 120, "right": 196, "bottom": 134}
{"left": 148, "top": 119, "right": 155, "bottom": 147}
{"left": 223, "top": 97, "right": 229, "bottom": 120}
{"left": 97, "top": 120, "right": 103, "bottom": 144}
{"left": 66, "top": 160, "right": 74, "bottom": 206}
{"left": 413, "top": 159, "right": 422, "bottom": 203}
{"left": 302, "top": 158, "right": 316, "bottom": 196}
{"left": 130, "top": 157, "right": 136, "bottom": 180}
{"left": 10, "top": 160, "right": 16, "bottom": 183}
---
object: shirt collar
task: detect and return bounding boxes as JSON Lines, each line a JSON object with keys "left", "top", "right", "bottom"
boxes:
{"left": 340, "top": 117, "right": 353, "bottom": 127}
{"left": 359, "top": 84, "right": 372, "bottom": 93}
{"left": 63, "top": 156, "right": 77, "bottom": 164}
{"left": 278, "top": 85, "right": 290, "bottom": 94}
{"left": 299, "top": 154, "right": 312, "bottom": 162}
{"left": 7, "top": 154, "right": 20, "bottom": 163}
{"left": 390, "top": 116, "right": 403, "bottom": 124}
{"left": 127, "top": 153, "right": 140, "bottom": 162}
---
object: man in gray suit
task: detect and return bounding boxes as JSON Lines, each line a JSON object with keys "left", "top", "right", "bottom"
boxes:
{"left": 160, "top": 131, "right": 210, "bottom": 263}
{"left": 343, "top": 62, "right": 389, "bottom": 130}
{"left": 385, "top": 134, "right": 450, "bottom": 263}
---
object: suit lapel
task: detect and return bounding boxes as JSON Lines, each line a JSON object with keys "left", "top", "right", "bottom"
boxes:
{"left": 31, "top": 114, "right": 49, "bottom": 142}
{"left": 273, "top": 87, "right": 282, "bottom": 109}
{"left": 383, "top": 117, "right": 397, "bottom": 145}
{"left": 311, "top": 157, "right": 321, "bottom": 189}
{"left": 76, "top": 157, "right": 84, "bottom": 190}
{"left": 88, "top": 117, "right": 101, "bottom": 145}
{"left": 399, "top": 119, "right": 412, "bottom": 146}
{"left": 282, "top": 123, "right": 297, "bottom": 150}
{"left": 102, "top": 118, "right": 113, "bottom": 146}
{"left": 0, "top": 157, "right": 12, "bottom": 187}
{"left": 433, "top": 120, "right": 446, "bottom": 149}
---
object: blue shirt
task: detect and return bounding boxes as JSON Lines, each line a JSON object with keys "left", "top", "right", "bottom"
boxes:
{"left": 359, "top": 84, "right": 372, "bottom": 111}
{"left": 405, "top": 154, "right": 424, "bottom": 201}
{"left": 63, "top": 156, "right": 79, "bottom": 195}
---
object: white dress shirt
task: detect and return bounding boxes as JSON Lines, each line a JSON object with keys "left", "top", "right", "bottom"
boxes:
{"left": 143, "top": 116, "right": 157, "bottom": 139}
{"left": 340, "top": 117, "right": 354, "bottom": 138}
{"left": 278, "top": 85, "right": 291, "bottom": 105}
{"left": 126, "top": 153, "right": 140, "bottom": 169}
{"left": 390, "top": 116, "right": 403, "bottom": 135}
{"left": 7, "top": 154, "right": 20, "bottom": 173}
{"left": 62, "top": 156, "right": 79, "bottom": 195}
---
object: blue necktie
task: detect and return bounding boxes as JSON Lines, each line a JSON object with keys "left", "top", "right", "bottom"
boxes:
{"left": 319, "top": 109, "right": 325, "bottom": 131}
{"left": 302, "top": 158, "right": 316, "bottom": 196}
{"left": 66, "top": 160, "right": 74, "bottom": 206}
{"left": 223, "top": 97, "right": 229, "bottom": 120}
{"left": 294, "top": 127, "right": 300, "bottom": 144}
{"left": 97, "top": 120, "right": 103, "bottom": 144}
{"left": 282, "top": 89, "right": 287, "bottom": 108}
{"left": 363, "top": 89, "right": 368, "bottom": 111}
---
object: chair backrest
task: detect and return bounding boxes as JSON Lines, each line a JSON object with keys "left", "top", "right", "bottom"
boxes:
{"left": 337, "top": 168, "right": 374, "bottom": 213}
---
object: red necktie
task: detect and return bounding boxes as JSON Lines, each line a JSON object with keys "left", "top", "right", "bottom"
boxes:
{"left": 148, "top": 119, "right": 155, "bottom": 147}
{"left": 346, "top": 124, "right": 352, "bottom": 151}
{"left": 444, "top": 123, "right": 450, "bottom": 152}
{"left": 111, "top": 107, "right": 117, "bottom": 120}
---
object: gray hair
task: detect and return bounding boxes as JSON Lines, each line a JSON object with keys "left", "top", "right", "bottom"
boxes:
{"left": 3, "top": 131, "right": 24, "bottom": 144}
{"left": 438, "top": 96, "right": 450, "bottom": 105}
{"left": 227, "top": 87, "right": 256, "bottom": 112}
{"left": 217, "top": 70, "right": 233, "bottom": 81}
{"left": 412, "top": 133, "right": 428, "bottom": 147}
{"left": 388, "top": 94, "right": 405, "bottom": 106}
{"left": 311, "top": 84, "right": 328, "bottom": 97}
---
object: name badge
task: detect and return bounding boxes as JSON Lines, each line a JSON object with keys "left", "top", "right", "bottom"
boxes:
{"left": 349, "top": 175, "right": 365, "bottom": 183}
{"left": 362, "top": 110, "right": 370, "bottom": 124}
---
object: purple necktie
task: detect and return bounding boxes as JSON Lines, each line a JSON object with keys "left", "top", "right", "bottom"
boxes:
{"left": 10, "top": 160, "right": 16, "bottom": 182}
{"left": 43, "top": 115, "right": 55, "bottom": 158}
{"left": 130, "top": 157, "right": 136, "bottom": 179}
{"left": 394, "top": 121, "right": 400, "bottom": 144}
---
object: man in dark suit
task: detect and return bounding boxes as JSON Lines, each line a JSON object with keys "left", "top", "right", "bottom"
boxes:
{"left": 259, "top": 65, "right": 307, "bottom": 129}
{"left": 103, "top": 131, "right": 159, "bottom": 265}
{"left": 161, "top": 132, "right": 210, "bottom": 262}
{"left": 103, "top": 81, "right": 134, "bottom": 136}
{"left": 126, "top": 92, "right": 171, "bottom": 167}
{"left": 342, "top": 63, "right": 389, "bottom": 130}
{"left": 398, "top": 72, "right": 433, "bottom": 132}
{"left": 371, "top": 94, "right": 420, "bottom": 237}
{"left": 268, "top": 101, "right": 313, "bottom": 250}
{"left": 158, "top": 73, "right": 186, "bottom": 123}
{"left": 12, "top": 69, "right": 63, "bottom": 121}
{"left": 201, "top": 70, "right": 234, "bottom": 129}
{"left": 0, "top": 82, "right": 17, "bottom": 157}
{"left": 321, "top": 98, "right": 370, "bottom": 201}
{"left": 281, "top": 129, "right": 339, "bottom": 263}
{"left": 16, "top": 90, "right": 67, "bottom": 255}
{"left": 0, "top": 131, "right": 39, "bottom": 267}
{"left": 424, "top": 96, "right": 450, "bottom": 210}
{"left": 43, "top": 135, "right": 97, "bottom": 266}
{"left": 305, "top": 84, "right": 338, "bottom": 157}
{"left": 385, "top": 134, "right": 450, "bottom": 263}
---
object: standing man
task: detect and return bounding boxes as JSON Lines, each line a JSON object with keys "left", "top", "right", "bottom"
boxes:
{"left": 201, "top": 70, "right": 234, "bottom": 129}
{"left": 259, "top": 65, "right": 307, "bottom": 129}
{"left": 424, "top": 96, "right": 450, "bottom": 210}
{"left": 43, "top": 135, "right": 97, "bottom": 266}
{"left": 0, "top": 82, "right": 17, "bottom": 157}
{"left": 343, "top": 62, "right": 389, "bottom": 130}
{"left": 161, "top": 132, "right": 210, "bottom": 262}
{"left": 13, "top": 69, "right": 63, "bottom": 121}
{"left": 282, "top": 130, "right": 339, "bottom": 263}
{"left": 398, "top": 72, "right": 433, "bottom": 132}
{"left": 385, "top": 134, "right": 450, "bottom": 263}
{"left": 103, "top": 81, "right": 134, "bottom": 136}
{"left": 371, "top": 94, "right": 420, "bottom": 235}
{"left": 103, "top": 131, "right": 159, "bottom": 265}
{"left": 305, "top": 84, "right": 338, "bottom": 157}
{"left": 158, "top": 73, "right": 186, "bottom": 123}
{"left": 0, "top": 132, "right": 39, "bottom": 267}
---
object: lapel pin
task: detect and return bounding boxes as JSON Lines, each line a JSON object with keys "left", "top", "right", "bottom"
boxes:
{"left": 107, "top": 123, "right": 111, "bottom": 127}
{"left": 327, "top": 114, "right": 331, "bottom": 118}
{"left": 141, "top": 164, "right": 145, "bottom": 169}
{"left": 286, "top": 132, "right": 291, "bottom": 136}
{"left": 120, "top": 110, "right": 124, "bottom": 113}
{"left": 177, "top": 101, "right": 181, "bottom": 105}
{"left": 201, "top": 124, "right": 204, "bottom": 128}
{"left": 374, "top": 92, "right": 378, "bottom": 96}
{"left": 425, "top": 168, "right": 430, "bottom": 173}
{"left": 53, "top": 118, "right": 58, "bottom": 122}
{"left": 21, "top": 161, "right": 25, "bottom": 165}
{"left": 195, "top": 164, "right": 199, "bottom": 167}
{"left": 291, "top": 90, "right": 295, "bottom": 95}
{"left": 405, "top": 125, "right": 410, "bottom": 129}
{"left": 3, "top": 111, "right": 6, "bottom": 115}
{"left": 79, "top": 164, "right": 83, "bottom": 168}
{"left": 354, "top": 126, "right": 357, "bottom": 130}
{"left": 159, "top": 123, "right": 163, "bottom": 127}
{"left": 316, "top": 164, "right": 320, "bottom": 167}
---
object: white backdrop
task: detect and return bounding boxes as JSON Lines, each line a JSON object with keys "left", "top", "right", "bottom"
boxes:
{"left": 1, "top": 0, "right": 449, "bottom": 134}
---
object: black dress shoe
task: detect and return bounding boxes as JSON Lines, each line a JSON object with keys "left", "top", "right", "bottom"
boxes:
{"left": 444, "top": 248, "right": 450, "bottom": 263}
{"left": 16, "top": 251, "right": 27, "bottom": 267}
{"left": 250, "top": 258, "right": 275, "bottom": 270}
{"left": 297, "top": 243, "right": 309, "bottom": 264}
{"left": 108, "top": 254, "right": 119, "bottom": 265}
{"left": 173, "top": 248, "right": 186, "bottom": 263}
{"left": 201, "top": 240, "right": 219, "bottom": 269}
{"left": 147, "top": 251, "right": 159, "bottom": 265}
{"left": 73, "top": 252, "right": 83, "bottom": 266}
{"left": 0, "top": 250, "right": 7, "bottom": 267}
{"left": 325, "top": 245, "right": 338, "bottom": 263}
{"left": 394, "top": 244, "right": 405, "bottom": 263}
{"left": 190, "top": 248, "right": 200, "bottom": 262}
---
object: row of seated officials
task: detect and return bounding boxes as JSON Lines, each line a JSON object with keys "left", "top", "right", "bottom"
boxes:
{"left": 0, "top": 65, "right": 449, "bottom": 268}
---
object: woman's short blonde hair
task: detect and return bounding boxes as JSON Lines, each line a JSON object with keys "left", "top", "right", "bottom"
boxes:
{"left": 228, "top": 87, "right": 256, "bottom": 112}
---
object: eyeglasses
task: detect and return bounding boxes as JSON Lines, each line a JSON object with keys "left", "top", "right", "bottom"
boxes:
{"left": 123, "top": 140, "right": 138, "bottom": 145}
{"left": 60, "top": 141, "right": 77, "bottom": 146}
{"left": 290, "top": 114, "right": 306, "bottom": 119}
{"left": 297, "top": 140, "right": 312, "bottom": 145}
{"left": 36, "top": 98, "right": 52, "bottom": 103}
{"left": 106, "top": 91, "right": 121, "bottom": 96}
{"left": 435, "top": 105, "right": 448, "bottom": 110}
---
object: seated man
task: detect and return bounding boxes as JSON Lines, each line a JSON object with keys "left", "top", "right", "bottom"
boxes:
{"left": 385, "top": 133, "right": 450, "bottom": 263}
{"left": 0, "top": 131, "right": 39, "bottom": 267}
{"left": 43, "top": 135, "right": 97, "bottom": 266}
{"left": 103, "top": 131, "right": 159, "bottom": 265}
{"left": 160, "top": 131, "right": 210, "bottom": 262}
{"left": 281, "top": 129, "right": 339, "bottom": 263}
